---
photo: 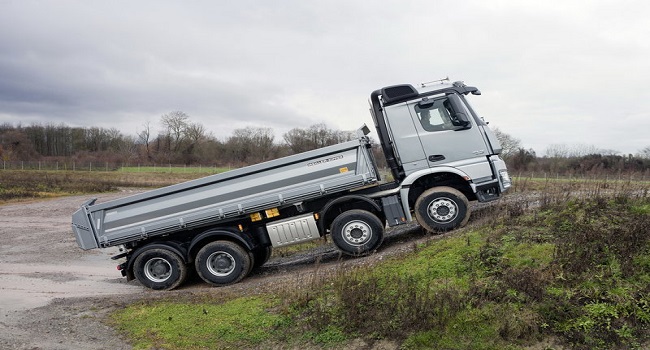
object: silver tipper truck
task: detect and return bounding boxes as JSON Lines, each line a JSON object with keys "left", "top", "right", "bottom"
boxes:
{"left": 72, "top": 80, "right": 511, "bottom": 290}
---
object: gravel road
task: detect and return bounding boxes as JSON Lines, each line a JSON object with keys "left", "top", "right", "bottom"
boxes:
{"left": 0, "top": 189, "right": 487, "bottom": 349}
{"left": 0, "top": 190, "right": 147, "bottom": 349}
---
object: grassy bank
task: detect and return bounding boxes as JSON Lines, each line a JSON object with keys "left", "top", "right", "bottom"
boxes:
{"left": 111, "top": 193, "right": 650, "bottom": 349}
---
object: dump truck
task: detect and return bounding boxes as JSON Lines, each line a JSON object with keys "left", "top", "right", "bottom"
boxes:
{"left": 71, "top": 80, "right": 511, "bottom": 290}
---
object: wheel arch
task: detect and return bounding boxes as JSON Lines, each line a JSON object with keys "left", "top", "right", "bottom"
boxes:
{"left": 404, "top": 170, "right": 475, "bottom": 208}
{"left": 188, "top": 228, "right": 254, "bottom": 261}
{"left": 318, "top": 194, "right": 384, "bottom": 233}
{"left": 126, "top": 241, "right": 188, "bottom": 281}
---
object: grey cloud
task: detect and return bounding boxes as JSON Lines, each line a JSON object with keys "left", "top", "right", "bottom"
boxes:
{"left": 0, "top": 1, "right": 649, "bottom": 153}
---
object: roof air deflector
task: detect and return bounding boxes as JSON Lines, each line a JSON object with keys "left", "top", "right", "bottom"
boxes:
{"left": 380, "top": 84, "right": 419, "bottom": 106}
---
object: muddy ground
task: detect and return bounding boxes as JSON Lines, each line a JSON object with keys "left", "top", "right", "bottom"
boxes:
{"left": 0, "top": 189, "right": 489, "bottom": 349}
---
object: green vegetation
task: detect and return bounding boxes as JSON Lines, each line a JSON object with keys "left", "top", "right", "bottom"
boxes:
{"left": 0, "top": 169, "right": 226, "bottom": 202}
{"left": 112, "top": 297, "right": 284, "bottom": 350}
{"left": 0, "top": 170, "right": 116, "bottom": 201}
{"left": 111, "top": 194, "right": 650, "bottom": 349}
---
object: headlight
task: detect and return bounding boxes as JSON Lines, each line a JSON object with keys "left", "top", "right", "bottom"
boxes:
{"left": 499, "top": 169, "right": 512, "bottom": 189}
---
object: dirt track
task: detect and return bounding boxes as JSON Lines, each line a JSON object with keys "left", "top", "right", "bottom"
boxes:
{"left": 0, "top": 189, "right": 469, "bottom": 349}
{"left": 0, "top": 190, "right": 144, "bottom": 349}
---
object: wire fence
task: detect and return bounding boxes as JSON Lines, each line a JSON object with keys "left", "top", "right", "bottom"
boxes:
{"left": 513, "top": 170, "right": 650, "bottom": 182}
{"left": 2, "top": 161, "right": 650, "bottom": 182}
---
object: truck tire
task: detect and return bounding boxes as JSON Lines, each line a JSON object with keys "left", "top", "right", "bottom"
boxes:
{"left": 415, "top": 186, "right": 470, "bottom": 232}
{"left": 330, "top": 209, "right": 384, "bottom": 256}
{"left": 253, "top": 246, "right": 272, "bottom": 268}
{"left": 195, "top": 241, "right": 251, "bottom": 286}
{"left": 133, "top": 248, "right": 188, "bottom": 290}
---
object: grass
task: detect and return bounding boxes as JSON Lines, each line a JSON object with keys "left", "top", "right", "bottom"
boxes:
{"left": 111, "top": 296, "right": 284, "bottom": 350}
{"left": 110, "top": 190, "right": 650, "bottom": 349}
{"left": 0, "top": 169, "right": 227, "bottom": 202}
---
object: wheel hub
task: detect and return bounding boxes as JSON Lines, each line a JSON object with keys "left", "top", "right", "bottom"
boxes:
{"left": 207, "top": 252, "right": 235, "bottom": 276}
{"left": 427, "top": 197, "right": 458, "bottom": 223}
{"left": 342, "top": 220, "right": 372, "bottom": 246}
{"left": 144, "top": 258, "right": 172, "bottom": 282}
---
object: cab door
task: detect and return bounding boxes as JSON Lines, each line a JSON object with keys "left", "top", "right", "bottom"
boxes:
{"left": 407, "top": 95, "right": 489, "bottom": 168}
{"left": 382, "top": 103, "right": 429, "bottom": 175}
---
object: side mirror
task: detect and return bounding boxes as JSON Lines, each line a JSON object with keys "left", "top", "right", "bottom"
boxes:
{"left": 467, "top": 87, "right": 481, "bottom": 95}
{"left": 446, "top": 94, "right": 472, "bottom": 129}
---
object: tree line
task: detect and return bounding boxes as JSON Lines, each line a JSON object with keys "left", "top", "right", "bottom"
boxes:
{"left": 1, "top": 113, "right": 648, "bottom": 176}
{"left": 0, "top": 112, "right": 356, "bottom": 167}
{"left": 494, "top": 128, "right": 650, "bottom": 176}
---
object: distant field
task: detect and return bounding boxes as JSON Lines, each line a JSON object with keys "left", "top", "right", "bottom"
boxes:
{"left": 0, "top": 169, "right": 228, "bottom": 202}
{"left": 510, "top": 175, "right": 650, "bottom": 192}
{"left": 1, "top": 168, "right": 648, "bottom": 203}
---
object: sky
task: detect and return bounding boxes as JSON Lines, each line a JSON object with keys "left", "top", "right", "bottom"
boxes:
{"left": 1, "top": 0, "right": 649, "bottom": 156}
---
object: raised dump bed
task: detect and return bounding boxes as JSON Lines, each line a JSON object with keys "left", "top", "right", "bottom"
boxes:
{"left": 72, "top": 137, "right": 378, "bottom": 250}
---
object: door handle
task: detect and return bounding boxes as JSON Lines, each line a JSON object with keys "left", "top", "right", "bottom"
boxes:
{"left": 428, "top": 155, "right": 446, "bottom": 162}
{"left": 472, "top": 150, "right": 486, "bottom": 155}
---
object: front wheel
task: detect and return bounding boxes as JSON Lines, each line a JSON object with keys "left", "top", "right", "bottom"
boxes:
{"left": 133, "top": 248, "right": 188, "bottom": 290}
{"left": 414, "top": 186, "right": 470, "bottom": 232}
{"left": 330, "top": 209, "right": 384, "bottom": 256}
{"left": 195, "top": 241, "right": 251, "bottom": 286}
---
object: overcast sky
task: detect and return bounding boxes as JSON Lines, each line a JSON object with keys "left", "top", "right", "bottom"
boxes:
{"left": 1, "top": 1, "right": 649, "bottom": 155}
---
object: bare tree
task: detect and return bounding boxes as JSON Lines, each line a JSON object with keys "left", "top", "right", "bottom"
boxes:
{"left": 0, "top": 129, "right": 38, "bottom": 161}
{"left": 137, "top": 121, "right": 152, "bottom": 161}
{"left": 283, "top": 127, "right": 310, "bottom": 153}
{"left": 185, "top": 122, "right": 207, "bottom": 145}
{"left": 546, "top": 143, "right": 602, "bottom": 158}
{"left": 225, "top": 127, "right": 276, "bottom": 164}
{"left": 160, "top": 111, "right": 190, "bottom": 152}
{"left": 639, "top": 146, "right": 650, "bottom": 159}
{"left": 545, "top": 144, "right": 569, "bottom": 158}
{"left": 283, "top": 123, "right": 353, "bottom": 154}
{"left": 493, "top": 128, "right": 521, "bottom": 159}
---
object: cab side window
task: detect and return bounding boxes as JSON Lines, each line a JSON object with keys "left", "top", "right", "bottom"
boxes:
{"left": 414, "top": 99, "right": 457, "bottom": 132}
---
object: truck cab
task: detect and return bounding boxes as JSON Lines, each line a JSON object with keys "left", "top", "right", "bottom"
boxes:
{"left": 370, "top": 80, "right": 511, "bottom": 229}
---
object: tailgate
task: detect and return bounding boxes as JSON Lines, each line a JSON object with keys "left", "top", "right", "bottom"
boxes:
{"left": 71, "top": 198, "right": 99, "bottom": 250}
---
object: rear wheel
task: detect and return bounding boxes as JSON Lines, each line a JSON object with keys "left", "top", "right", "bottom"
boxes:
{"left": 330, "top": 209, "right": 384, "bottom": 256}
{"left": 133, "top": 248, "right": 188, "bottom": 290}
{"left": 414, "top": 186, "right": 470, "bottom": 232}
{"left": 253, "top": 246, "right": 272, "bottom": 268}
{"left": 195, "top": 241, "right": 251, "bottom": 286}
